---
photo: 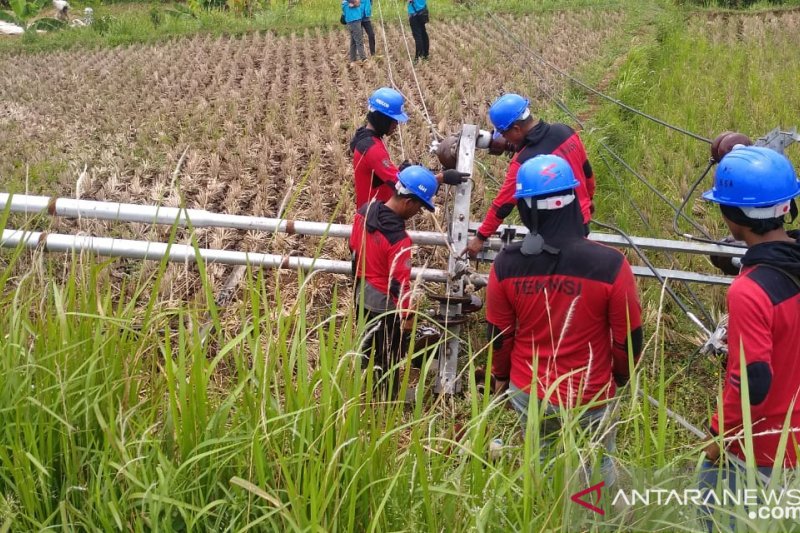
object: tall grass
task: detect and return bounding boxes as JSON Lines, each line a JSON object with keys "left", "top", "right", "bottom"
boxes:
{"left": 1, "top": 232, "right": 798, "bottom": 530}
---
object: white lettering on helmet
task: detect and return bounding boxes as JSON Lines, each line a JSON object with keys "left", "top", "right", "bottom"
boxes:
{"left": 418, "top": 185, "right": 428, "bottom": 193}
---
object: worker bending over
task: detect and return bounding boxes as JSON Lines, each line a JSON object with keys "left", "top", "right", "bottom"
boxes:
{"left": 466, "top": 93, "right": 595, "bottom": 258}
{"left": 485, "top": 154, "right": 641, "bottom": 486}
{"left": 350, "top": 87, "right": 468, "bottom": 210}
{"left": 350, "top": 166, "right": 439, "bottom": 392}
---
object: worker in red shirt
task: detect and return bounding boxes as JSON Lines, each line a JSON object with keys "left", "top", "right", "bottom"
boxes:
{"left": 700, "top": 146, "right": 800, "bottom": 484}
{"left": 485, "top": 154, "right": 642, "bottom": 486}
{"left": 351, "top": 87, "right": 469, "bottom": 210}
{"left": 350, "top": 165, "right": 439, "bottom": 391}
{"left": 465, "top": 93, "right": 596, "bottom": 258}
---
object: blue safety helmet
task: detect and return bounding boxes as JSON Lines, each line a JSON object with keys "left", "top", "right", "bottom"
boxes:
{"left": 488, "top": 93, "right": 530, "bottom": 132}
{"left": 702, "top": 146, "right": 800, "bottom": 207}
{"left": 514, "top": 155, "right": 579, "bottom": 200}
{"left": 368, "top": 87, "right": 409, "bottom": 123}
{"left": 397, "top": 165, "right": 438, "bottom": 211}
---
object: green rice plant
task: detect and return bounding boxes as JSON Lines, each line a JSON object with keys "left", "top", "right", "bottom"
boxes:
{"left": 2, "top": 229, "right": 800, "bottom": 529}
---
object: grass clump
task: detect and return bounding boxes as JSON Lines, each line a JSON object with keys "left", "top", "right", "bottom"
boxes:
{"left": 1, "top": 227, "right": 798, "bottom": 530}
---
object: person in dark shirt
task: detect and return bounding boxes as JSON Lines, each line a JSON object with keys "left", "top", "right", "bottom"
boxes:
{"left": 466, "top": 93, "right": 596, "bottom": 258}
{"left": 407, "top": 0, "right": 429, "bottom": 60}
{"left": 700, "top": 146, "right": 800, "bottom": 491}
{"left": 486, "top": 154, "right": 642, "bottom": 487}
{"left": 350, "top": 165, "right": 439, "bottom": 391}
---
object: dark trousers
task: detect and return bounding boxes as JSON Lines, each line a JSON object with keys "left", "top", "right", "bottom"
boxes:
{"left": 408, "top": 14, "right": 429, "bottom": 59}
{"left": 361, "top": 17, "right": 376, "bottom": 55}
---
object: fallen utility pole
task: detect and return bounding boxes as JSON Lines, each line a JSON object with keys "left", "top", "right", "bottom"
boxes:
{"left": 0, "top": 193, "right": 746, "bottom": 258}
{"left": 0, "top": 229, "right": 733, "bottom": 286}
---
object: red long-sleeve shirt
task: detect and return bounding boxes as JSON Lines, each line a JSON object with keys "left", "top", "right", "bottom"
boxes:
{"left": 477, "top": 121, "right": 595, "bottom": 240}
{"left": 486, "top": 238, "right": 641, "bottom": 407}
{"left": 710, "top": 245, "right": 800, "bottom": 467}
{"left": 349, "top": 202, "right": 413, "bottom": 315}
{"left": 350, "top": 126, "right": 400, "bottom": 210}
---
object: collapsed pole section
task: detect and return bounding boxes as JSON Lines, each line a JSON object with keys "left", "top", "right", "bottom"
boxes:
{"left": 0, "top": 229, "right": 452, "bottom": 283}
{"left": 0, "top": 193, "right": 746, "bottom": 258}
{"left": 0, "top": 228, "right": 736, "bottom": 286}
{"left": 434, "top": 125, "right": 479, "bottom": 395}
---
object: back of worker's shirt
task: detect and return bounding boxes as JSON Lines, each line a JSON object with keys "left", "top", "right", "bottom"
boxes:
{"left": 349, "top": 202, "right": 412, "bottom": 314}
{"left": 486, "top": 239, "right": 641, "bottom": 407}
{"left": 350, "top": 127, "right": 399, "bottom": 210}
{"left": 711, "top": 239, "right": 800, "bottom": 467}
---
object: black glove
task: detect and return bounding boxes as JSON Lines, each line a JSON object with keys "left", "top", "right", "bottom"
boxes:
{"left": 398, "top": 160, "right": 413, "bottom": 172}
{"left": 709, "top": 235, "right": 745, "bottom": 276}
{"left": 613, "top": 373, "right": 630, "bottom": 387}
{"left": 442, "top": 169, "right": 470, "bottom": 185}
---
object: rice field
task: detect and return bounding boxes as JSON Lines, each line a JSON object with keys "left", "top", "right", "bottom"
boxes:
{"left": 0, "top": 9, "right": 628, "bottom": 302}
{"left": 3, "top": 2, "right": 800, "bottom": 531}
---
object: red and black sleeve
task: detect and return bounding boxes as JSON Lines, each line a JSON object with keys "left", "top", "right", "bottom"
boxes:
{"left": 477, "top": 159, "right": 521, "bottom": 240}
{"left": 609, "top": 259, "right": 643, "bottom": 384}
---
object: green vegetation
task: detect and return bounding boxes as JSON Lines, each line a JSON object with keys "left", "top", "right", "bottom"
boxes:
{"left": 3, "top": 0, "right": 800, "bottom": 530}
{"left": 2, "top": 219, "right": 798, "bottom": 530}
{"left": 0, "top": 0, "right": 634, "bottom": 54}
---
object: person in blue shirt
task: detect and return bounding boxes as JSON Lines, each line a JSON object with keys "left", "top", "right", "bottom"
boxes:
{"left": 342, "top": 0, "right": 366, "bottom": 65}
{"left": 361, "top": 0, "right": 376, "bottom": 56}
{"left": 407, "top": 0, "right": 429, "bottom": 60}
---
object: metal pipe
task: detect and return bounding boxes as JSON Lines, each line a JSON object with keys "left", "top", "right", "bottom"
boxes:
{"left": 1, "top": 194, "right": 744, "bottom": 257}
{"left": 0, "top": 194, "right": 447, "bottom": 245}
{"left": 478, "top": 223, "right": 745, "bottom": 258}
{"left": 0, "top": 229, "right": 451, "bottom": 283}
{"left": 0, "top": 229, "right": 732, "bottom": 286}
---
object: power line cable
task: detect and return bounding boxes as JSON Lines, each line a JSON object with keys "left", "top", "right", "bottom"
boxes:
{"left": 475, "top": 15, "right": 716, "bottom": 329}
{"left": 486, "top": 12, "right": 712, "bottom": 144}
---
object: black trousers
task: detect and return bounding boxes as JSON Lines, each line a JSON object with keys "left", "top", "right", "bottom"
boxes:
{"left": 359, "top": 309, "right": 404, "bottom": 372}
{"left": 408, "top": 14, "right": 429, "bottom": 59}
{"left": 361, "top": 18, "right": 376, "bottom": 56}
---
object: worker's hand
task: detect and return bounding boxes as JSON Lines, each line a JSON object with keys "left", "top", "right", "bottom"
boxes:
{"left": 704, "top": 439, "right": 721, "bottom": 464}
{"left": 463, "top": 236, "right": 485, "bottom": 259}
{"left": 493, "top": 376, "right": 509, "bottom": 395}
{"left": 401, "top": 316, "right": 415, "bottom": 332}
{"left": 441, "top": 169, "right": 470, "bottom": 186}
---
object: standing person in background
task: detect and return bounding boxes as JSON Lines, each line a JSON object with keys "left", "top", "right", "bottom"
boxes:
{"left": 485, "top": 155, "right": 642, "bottom": 487}
{"left": 407, "top": 0, "right": 430, "bottom": 61}
{"left": 342, "top": 0, "right": 366, "bottom": 67}
{"left": 361, "top": 0, "right": 376, "bottom": 57}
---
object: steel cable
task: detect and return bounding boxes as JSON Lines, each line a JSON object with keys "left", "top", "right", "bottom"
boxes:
{"left": 486, "top": 12, "right": 711, "bottom": 144}
{"left": 482, "top": 22, "right": 716, "bottom": 328}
